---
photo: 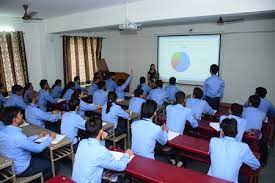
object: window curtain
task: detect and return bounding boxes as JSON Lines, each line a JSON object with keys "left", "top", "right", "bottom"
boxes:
{"left": 63, "top": 36, "right": 103, "bottom": 84}
{"left": 0, "top": 31, "right": 29, "bottom": 91}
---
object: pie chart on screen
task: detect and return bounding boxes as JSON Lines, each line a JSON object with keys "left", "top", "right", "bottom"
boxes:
{"left": 171, "top": 52, "right": 190, "bottom": 72}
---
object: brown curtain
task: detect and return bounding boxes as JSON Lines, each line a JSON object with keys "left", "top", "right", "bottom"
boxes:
{"left": 63, "top": 36, "right": 103, "bottom": 84}
{"left": 0, "top": 31, "right": 29, "bottom": 91}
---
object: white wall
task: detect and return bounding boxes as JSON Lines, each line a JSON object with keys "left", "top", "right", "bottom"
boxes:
{"left": 94, "top": 19, "right": 275, "bottom": 104}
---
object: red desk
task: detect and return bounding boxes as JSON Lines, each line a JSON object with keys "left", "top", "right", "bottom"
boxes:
{"left": 125, "top": 153, "right": 229, "bottom": 183}
{"left": 46, "top": 175, "right": 74, "bottom": 183}
{"left": 167, "top": 135, "right": 260, "bottom": 183}
{"left": 158, "top": 115, "right": 260, "bottom": 152}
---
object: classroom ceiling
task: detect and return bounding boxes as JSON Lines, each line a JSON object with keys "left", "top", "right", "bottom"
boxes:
{"left": 0, "top": 0, "right": 142, "bottom": 19}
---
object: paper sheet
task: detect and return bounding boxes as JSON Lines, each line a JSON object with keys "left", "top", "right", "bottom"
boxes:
{"left": 57, "top": 98, "right": 66, "bottom": 103}
{"left": 19, "top": 122, "right": 29, "bottom": 127}
{"left": 213, "top": 110, "right": 217, "bottom": 115}
{"left": 110, "top": 151, "right": 134, "bottom": 162}
{"left": 264, "top": 117, "right": 268, "bottom": 123}
{"left": 116, "top": 99, "right": 124, "bottom": 103}
{"left": 209, "top": 122, "right": 221, "bottom": 131}
{"left": 35, "top": 134, "right": 65, "bottom": 144}
{"left": 167, "top": 131, "right": 180, "bottom": 141}
{"left": 102, "top": 122, "right": 107, "bottom": 126}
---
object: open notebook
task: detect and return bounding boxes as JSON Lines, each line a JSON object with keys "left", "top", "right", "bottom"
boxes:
{"left": 110, "top": 151, "right": 134, "bottom": 163}
{"left": 167, "top": 131, "right": 180, "bottom": 141}
{"left": 35, "top": 134, "right": 65, "bottom": 144}
{"left": 209, "top": 122, "right": 221, "bottom": 131}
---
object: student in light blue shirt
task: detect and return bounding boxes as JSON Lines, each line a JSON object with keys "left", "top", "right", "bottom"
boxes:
{"left": 88, "top": 76, "right": 100, "bottom": 96}
{"left": 186, "top": 87, "right": 214, "bottom": 120}
{"left": 137, "top": 76, "right": 151, "bottom": 95}
{"left": 51, "top": 79, "right": 63, "bottom": 99}
{"left": 129, "top": 88, "right": 146, "bottom": 114}
{"left": 204, "top": 64, "right": 225, "bottom": 110}
{"left": 62, "top": 82, "right": 75, "bottom": 101}
{"left": 166, "top": 91, "right": 198, "bottom": 134}
{"left": 165, "top": 77, "right": 180, "bottom": 101}
{"left": 105, "top": 72, "right": 117, "bottom": 92}
{"left": 116, "top": 72, "right": 133, "bottom": 99}
{"left": 38, "top": 80, "right": 57, "bottom": 111}
{"left": 220, "top": 103, "right": 247, "bottom": 142}
{"left": 131, "top": 100, "right": 168, "bottom": 159}
{"left": 23, "top": 83, "right": 34, "bottom": 103}
{"left": 0, "top": 106, "right": 56, "bottom": 179}
{"left": 25, "top": 91, "right": 61, "bottom": 128}
{"left": 101, "top": 92, "right": 129, "bottom": 133}
{"left": 72, "top": 118, "right": 133, "bottom": 183}
{"left": 93, "top": 81, "right": 108, "bottom": 106}
{"left": 242, "top": 95, "right": 266, "bottom": 131}
{"left": 147, "top": 80, "right": 168, "bottom": 106}
{"left": 61, "top": 98, "right": 86, "bottom": 151}
{"left": 70, "top": 90, "right": 99, "bottom": 117}
{"left": 6, "top": 84, "right": 27, "bottom": 109}
{"left": 208, "top": 118, "right": 260, "bottom": 183}
{"left": 255, "top": 87, "right": 275, "bottom": 116}
{"left": 74, "top": 76, "right": 85, "bottom": 92}
{"left": 0, "top": 83, "right": 7, "bottom": 108}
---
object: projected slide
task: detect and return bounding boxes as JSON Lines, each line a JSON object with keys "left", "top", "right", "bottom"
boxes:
{"left": 158, "top": 35, "right": 220, "bottom": 85}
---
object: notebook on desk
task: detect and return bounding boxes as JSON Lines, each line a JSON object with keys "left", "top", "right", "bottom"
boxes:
{"left": 110, "top": 151, "right": 134, "bottom": 163}
{"left": 35, "top": 134, "right": 65, "bottom": 144}
{"left": 168, "top": 131, "right": 180, "bottom": 141}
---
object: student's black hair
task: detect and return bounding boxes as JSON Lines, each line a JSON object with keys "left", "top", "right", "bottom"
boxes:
{"left": 23, "top": 83, "right": 32, "bottom": 97}
{"left": 231, "top": 103, "right": 243, "bottom": 117}
{"left": 175, "top": 91, "right": 185, "bottom": 105}
{"left": 140, "top": 77, "right": 146, "bottom": 84}
{"left": 74, "top": 76, "right": 80, "bottom": 82}
{"left": 85, "top": 117, "right": 103, "bottom": 138}
{"left": 40, "top": 79, "right": 48, "bottom": 89}
{"left": 106, "top": 91, "right": 117, "bottom": 113}
{"left": 0, "top": 106, "right": 21, "bottom": 125}
{"left": 134, "top": 88, "right": 144, "bottom": 97}
{"left": 210, "top": 64, "right": 219, "bottom": 75}
{"left": 117, "top": 79, "right": 125, "bottom": 87}
{"left": 61, "top": 82, "right": 75, "bottom": 97}
{"left": 70, "top": 90, "right": 80, "bottom": 100}
{"left": 193, "top": 87, "right": 203, "bottom": 99}
{"left": 104, "top": 72, "right": 111, "bottom": 79}
{"left": 27, "top": 91, "right": 38, "bottom": 103}
{"left": 12, "top": 84, "right": 23, "bottom": 94}
{"left": 97, "top": 80, "right": 105, "bottom": 90}
{"left": 141, "top": 100, "right": 157, "bottom": 119}
{"left": 155, "top": 80, "right": 163, "bottom": 88}
{"left": 0, "top": 83, "right": 3, "bottom": 88}
{"left": 169, "top": 77, "right": 176, "bottom": 85}
{"left": 248, "top": 95, "right": 261, "bottom": 108}
{"left": 255, "top": 87, "right": 267, "bottom": 98}
{"left": 220, "top": 118, "right": 238, "bottom": 138}
{"left": 68, "top": 98, "right": 80, "bottom": 111}
{"left": 52, "top": 79, "right": 62, "bottom": 89}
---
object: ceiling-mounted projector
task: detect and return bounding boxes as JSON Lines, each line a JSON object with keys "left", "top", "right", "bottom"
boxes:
{"left": 119, "top": 22, "right": 138, "bottom": 30}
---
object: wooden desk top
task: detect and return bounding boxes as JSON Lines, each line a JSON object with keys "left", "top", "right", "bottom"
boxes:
{"left": 45, "top": 176, "right": 74, "bottom": 183}
{"left": 126, "top": 153, "right": 229, "bottom": 183}
{"left": 0, "top": 155, "right": 13, "bottom": 170}
{"left": 21, "top": 124, "right": 72, "bottom": 150}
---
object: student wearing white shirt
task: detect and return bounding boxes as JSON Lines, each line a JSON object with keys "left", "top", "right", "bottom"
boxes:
{"left": 131, "top": 100, "right": 168, "bottom": 160}
{"left": 129, "top": 88, "right": 146, "bottom": 114}
{"left": 166, "top": 91, "right": 198, "bottom": 134}
{"left": 219, "top": 103, "right": 247, "bottom": 142}
{"left": 208, "top": 118, "right": 260, "bottom": 183}
{"left": 72, "top": 118, "right": 133, "bottom": 183}
{"left": 186, "top": 87, "right": 214, "bottom": 120}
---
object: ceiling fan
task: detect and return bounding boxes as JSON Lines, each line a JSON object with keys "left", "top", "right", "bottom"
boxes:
{"left": 20, "top": 4, "right": 43, "bottom": 21}
{"left": 216, "top": 17, "right": 244, "bottom": 25}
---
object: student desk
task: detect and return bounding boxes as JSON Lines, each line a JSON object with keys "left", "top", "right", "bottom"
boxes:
{"left": 122, "top": 152, "right": 229, "bottom": 183}
{"left": 21, "top": 124, "right": 74, "bottom": 177}
{"left": 167, "top": 135, "right": 260, "bottom": 183}
{"left": 158, "top": 115, "right": 260, "bottom": 152}
{"left": 0, "top": 155, "right": 16, "bottom": 182}
{"left": 46, "top": 175, "right": 74, "bottom": 183}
